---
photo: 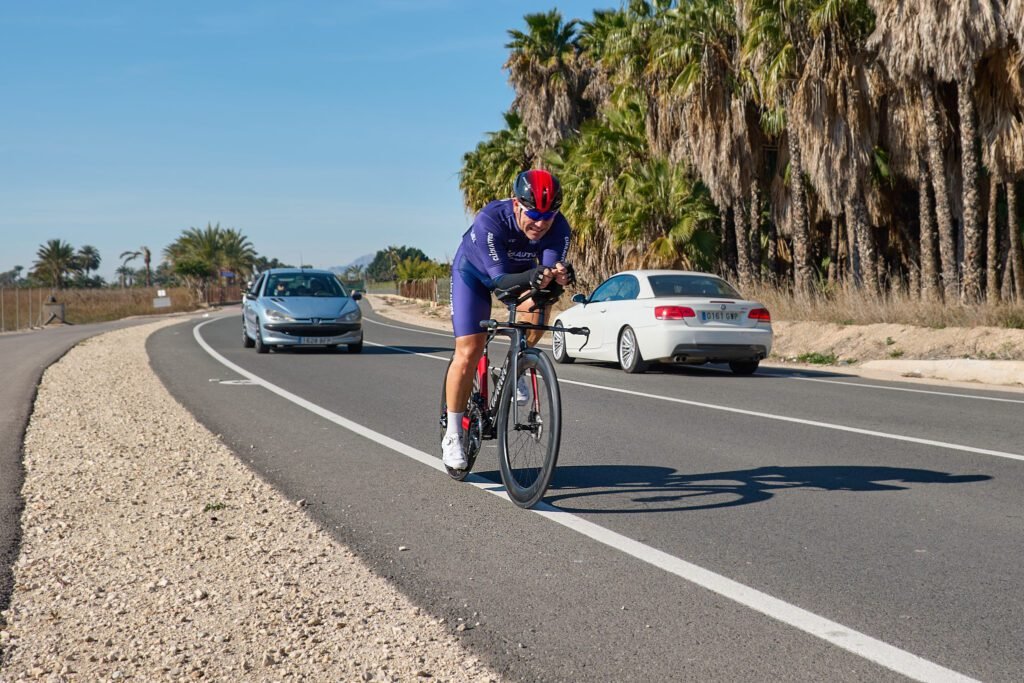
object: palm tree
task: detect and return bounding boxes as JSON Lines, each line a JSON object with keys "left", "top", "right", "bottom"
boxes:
{"left": 32, "top": 239, "right": 78, "bottom": 288}
{"left": 119, "top": 247, "right": 153, "bottom": 287}
{"left": 665, "top": 0, "right": 763, "bottom": 288}
{"left": 115, "top": 265, "right": 134, "bottom": 288}
{"left": 790, "top": 0, "right": 881, "bottom": 294}
{"left": 505, "top": 10, "right": 588, "bottom": 161}
{"left": 743, "top": 0, "right": 815, "bottom": 294}
{"left": 868, "top": 0, "right": 1007, "bottom": 302}
{"left": 218, "top": 229, "right": 257, "bottom": 283}
{"left": 76, "top": 245, "right": 101, "bottom": 278}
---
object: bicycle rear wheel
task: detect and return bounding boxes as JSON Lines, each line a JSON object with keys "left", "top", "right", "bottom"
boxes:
{"left": 496, "top": 349, "right": 561, "bottom": 508}
{"left": 439, "top": 357, "right": 483, "bottom": 480}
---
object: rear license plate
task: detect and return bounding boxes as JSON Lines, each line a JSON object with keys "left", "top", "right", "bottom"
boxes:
{"left": 301, "top": 336, "right": 337, "bottom": 344}
{"left": 701, "top": 311, "right": 739, "bottom": 322}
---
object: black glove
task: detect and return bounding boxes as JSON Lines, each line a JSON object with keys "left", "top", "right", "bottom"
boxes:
{"left": 559, "top": 262, "right": 577, "bottom": 286}
{"left": 529, "top": 265, "right": 548, "bottom": 289}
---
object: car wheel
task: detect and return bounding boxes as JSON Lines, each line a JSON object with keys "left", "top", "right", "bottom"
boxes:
{"left": 729, "top": 360, "right": 759, "bottom": 375}
{"left": 255, "top": 327, "right": 270, "bottom": 354}
{"left": 243, "top": 323, "right": 255, "bottom": 348}
{"left": 551, "top": 320, "right": 574, "bottom": 364}
{"left": 618, "top": 326, "right": 648, "bottom": 374}
{"left": 348, "top": 340, "right": 363, "bottom": 353}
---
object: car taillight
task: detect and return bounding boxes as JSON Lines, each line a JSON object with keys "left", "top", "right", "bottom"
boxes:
{"left": 748, "top": 307, "right": 771, "bottom": 322}
{"left": 655, "top": 305, "right": 695, "bottom": 320}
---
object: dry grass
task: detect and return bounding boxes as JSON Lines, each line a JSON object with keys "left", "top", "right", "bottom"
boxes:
{"left": 0, "top": 287, "right": 202, "bottom": 331}
{"left": 745, "top": 283, "right": 1024, "bottom": 329}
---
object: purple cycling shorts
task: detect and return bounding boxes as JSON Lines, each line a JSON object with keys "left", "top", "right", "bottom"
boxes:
{"left": 451, "top": 249, "right": 494, "bottom": 338}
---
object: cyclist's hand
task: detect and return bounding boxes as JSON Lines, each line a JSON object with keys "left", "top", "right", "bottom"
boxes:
{"left": 553, "top": 261, "right": 575, "bottom": 286}
{"left": 530, "top": 266, "right": 554, "bottom": 290}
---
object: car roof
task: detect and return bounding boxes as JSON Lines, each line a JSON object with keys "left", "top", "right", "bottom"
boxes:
{"left": 263, "top": 268, "right": 335, "bottom": 276}
{"left": 612, "top": 269, "right": 727, "bottom": 279}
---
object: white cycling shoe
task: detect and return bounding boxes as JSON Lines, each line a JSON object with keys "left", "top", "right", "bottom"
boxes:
{"left": 516, "top": 376, "right": 530, "bottom": 406}
{"left": 441, "top": 433, "right": 468, "bottom": 470}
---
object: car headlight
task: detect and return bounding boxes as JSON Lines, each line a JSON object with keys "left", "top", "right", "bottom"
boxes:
{"left": 264, "top": 308, "right": 295, "bottom": 322}
{"left": 340, "top": 309, "right": 360, "bottom": 322}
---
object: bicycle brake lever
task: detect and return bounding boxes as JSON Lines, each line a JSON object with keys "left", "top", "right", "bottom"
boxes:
{"left": 479, "top": 319, "right": 498, "bottom": 330}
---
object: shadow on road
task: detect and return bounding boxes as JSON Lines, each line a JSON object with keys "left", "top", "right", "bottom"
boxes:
{"left": 541, "top": 464, "right": 992, "bottom": 512}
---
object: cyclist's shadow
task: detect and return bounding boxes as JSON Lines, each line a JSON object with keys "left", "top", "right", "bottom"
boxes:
{"left": 542, "top": 464, "right": 991, "bottom": 512}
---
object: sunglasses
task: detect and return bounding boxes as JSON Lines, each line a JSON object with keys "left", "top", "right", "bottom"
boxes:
{"left": 522, "top": 206, "right": 558, "bottom": 221}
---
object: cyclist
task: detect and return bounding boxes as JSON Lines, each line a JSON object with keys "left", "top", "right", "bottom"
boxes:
{"left": 443, "top": 169, "right": 575, "bottom": 470}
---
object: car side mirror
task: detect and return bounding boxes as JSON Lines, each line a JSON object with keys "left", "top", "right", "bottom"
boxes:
{"left": 571, "top": 293, "right": 588, "bottom": 305}
{"left": 351, "top": 292, "right": 362, "bottom": 301}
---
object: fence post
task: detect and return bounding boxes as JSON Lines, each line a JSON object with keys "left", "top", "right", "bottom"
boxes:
{"left": 15, "top": 288, "right": 19, "bottom": 330}
{"left": 28, "top": 287, "right": 32, "bottom": 329}
{"left": 1, "top": 288, "right": 4, "bottom": 332}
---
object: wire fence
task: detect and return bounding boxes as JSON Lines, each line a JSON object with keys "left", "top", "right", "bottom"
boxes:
{"left": 0, "top": 286, "right": 207, "bottom": 332}
{"left": 366, "top": 278, "right": 451, "bottom": 304}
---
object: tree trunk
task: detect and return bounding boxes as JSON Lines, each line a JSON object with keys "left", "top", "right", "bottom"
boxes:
{"left": 720, "top": 208, "right": 734, "bottom": 279}
{"left": 1009, "top": 181, "right": 1024, "bottom": 301}
{"left": 845, "top": 208, "right": 860, "bottom": 286}
{"left": 787, "top": 129, "right": 812, "bottom": 294}
{"left": 918, "top": 170, "right": 939, "bottom": 301}
{"left": 750, "top": 183, "right": 762, "bottom": 283}
{"left": 958, "top": 75, "right": 982, "bottom": 302}
{"left": 920, "top": 80, "right": 959, "bottom": 301}
{"left": 734, "top": 202, "right": 753, "bottom": 290}
{"left": 828, "top": 216, "right": 839, "bottom": 285}
{"left": 986, "top": 178, "right": 1000, "bottom": 301}
{"left": 848, "top": 196, "right": 879, "bottom": 295}
{"left": 767, "top": 219, "right": 779, "bottom": 284}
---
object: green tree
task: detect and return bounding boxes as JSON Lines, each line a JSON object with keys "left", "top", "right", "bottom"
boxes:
{"left": 32, "top": 239, "right": 78, "bottom": 288}
{"left": 366, "top": 246, "right": 429, "bottom": 281}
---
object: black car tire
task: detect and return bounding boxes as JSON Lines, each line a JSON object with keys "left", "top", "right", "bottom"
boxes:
{"left": 243, "top": 324, "right": 255, "bottom": 348}
{"left": 729, "top": 360, "right": 759, "bottom": 375}
{"left": 348, "top": 340, "right": 363, "bottom": 353}
{"left": 255, "top": 327, "right": 270, "bottom": 354}
{"left": 551, "top": 320, "right": 574, "bottom": 364}
{"left": 618, "top": 326, "right": 649, "bottom": 374}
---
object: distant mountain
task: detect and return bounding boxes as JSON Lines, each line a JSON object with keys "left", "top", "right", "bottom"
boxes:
{"left": 328, "top": 253, "right": 374, "bottom": 274}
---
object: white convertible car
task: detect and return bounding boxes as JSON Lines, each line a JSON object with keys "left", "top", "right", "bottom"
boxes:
{"left": 550, "top": 270, "right": 773, "bottom": 374}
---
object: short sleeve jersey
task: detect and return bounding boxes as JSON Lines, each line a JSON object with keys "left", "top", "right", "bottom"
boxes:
{"left": 458, "top": 199, "right": 571, "bottom": 288}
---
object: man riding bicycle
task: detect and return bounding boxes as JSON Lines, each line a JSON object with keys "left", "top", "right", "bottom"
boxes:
{"left": 442, "top": 169, "right": 575, "bottom": 470}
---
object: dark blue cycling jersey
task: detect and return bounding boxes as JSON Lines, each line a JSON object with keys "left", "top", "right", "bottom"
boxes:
{"left": 450, "top": 199, "right": 571, "bottom": 337}
{"left": 457, "top": 199, "right": 571, "bottom": 287}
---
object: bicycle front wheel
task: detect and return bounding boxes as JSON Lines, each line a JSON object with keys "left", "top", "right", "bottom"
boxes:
{"left": 497, "top": 349, "right": 561, "bottom": 508}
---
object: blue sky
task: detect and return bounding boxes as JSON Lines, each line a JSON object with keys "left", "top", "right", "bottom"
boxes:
{"left": 1, "top": 1, "right": 606, "bottom": 281}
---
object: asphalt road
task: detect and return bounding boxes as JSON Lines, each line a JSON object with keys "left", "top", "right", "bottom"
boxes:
{"left": 144, "top": 302, "right": 1024, "bottom": 682}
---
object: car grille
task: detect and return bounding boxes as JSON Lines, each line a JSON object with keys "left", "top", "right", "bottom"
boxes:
{"left": 264, "top": 322, "right": 360, "bottom": 337}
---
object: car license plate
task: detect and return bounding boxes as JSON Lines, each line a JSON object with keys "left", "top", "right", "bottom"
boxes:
{"left": 701, "top": 310, "right": 739, "bottom": 322}
{"left": 301, "top": 336, "right": 337, "bottom": 344}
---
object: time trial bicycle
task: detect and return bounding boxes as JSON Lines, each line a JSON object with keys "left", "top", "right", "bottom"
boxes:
{"left": 439, "top": 286, "right": 589, "bottom": 508}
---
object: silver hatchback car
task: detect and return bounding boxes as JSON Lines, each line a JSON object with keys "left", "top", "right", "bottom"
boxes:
{"left": 242, "top": 268, "right": 363, "bottom": 353}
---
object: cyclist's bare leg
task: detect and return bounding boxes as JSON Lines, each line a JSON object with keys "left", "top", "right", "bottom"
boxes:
{"left": 516, "top": 300, "right": 553, "bottom": 347}
{"left": 446, "top": 332, "right": 486, "bottom": 413}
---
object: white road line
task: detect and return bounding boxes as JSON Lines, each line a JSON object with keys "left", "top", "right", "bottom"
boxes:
{"left": 789, "top": 375, "right": 1024, "bottom": 404}
{"left": 193, "top": 318, "right": 977, "bottom": 683}
{"left": 363, "top": 320, "right": 1024, "bottom": 464}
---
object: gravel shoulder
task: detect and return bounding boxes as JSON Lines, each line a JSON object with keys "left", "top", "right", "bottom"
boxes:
{"left": 0, "top": 319, "right": 499, "bottom": 682}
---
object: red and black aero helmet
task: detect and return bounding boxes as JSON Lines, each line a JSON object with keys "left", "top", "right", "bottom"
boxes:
{"left": 513, "top": 169, "right": 563, "bottom": 214}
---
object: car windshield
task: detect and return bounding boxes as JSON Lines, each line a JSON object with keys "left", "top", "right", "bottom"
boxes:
{"left": 266, "top": 274, "right": 346, "bottom": 298}
{"left": 648, "top": 274, "right": 742, "bottom": 298}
